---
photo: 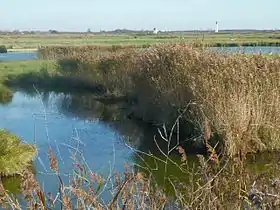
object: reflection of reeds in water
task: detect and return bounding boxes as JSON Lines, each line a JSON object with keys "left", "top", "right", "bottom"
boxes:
{"left": 56, "top": 93, "right": 155, "bottom": 149}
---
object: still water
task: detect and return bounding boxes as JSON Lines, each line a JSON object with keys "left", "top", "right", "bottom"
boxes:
{"left": 0, "top": 91, "right": 150, "bottom": 198}
{"left": 0, "top": 92, "right": 124, "bottom": 192}
{"left": 0, "top": 51, "right": 38, "bottom": 61}
{"left": 0, "top": 88, "right": 186, "bottom": 203}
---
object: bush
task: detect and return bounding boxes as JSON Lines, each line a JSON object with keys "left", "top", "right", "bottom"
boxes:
{"left": 0, "top": 45, "right": 7, "bottom": 53}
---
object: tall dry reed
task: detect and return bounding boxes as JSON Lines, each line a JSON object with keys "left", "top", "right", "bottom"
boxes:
{"left": 38, "top": 43, "right": 280, "bottom": 158}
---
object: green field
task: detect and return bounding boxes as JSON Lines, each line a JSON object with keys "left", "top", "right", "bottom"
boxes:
{"left": 1, "top": 32, "right": 280, "bottom": 50}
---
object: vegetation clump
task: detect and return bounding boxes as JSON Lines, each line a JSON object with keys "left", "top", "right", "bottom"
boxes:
{"left": 0, "top": 130, "right": 37, "bottom": 176}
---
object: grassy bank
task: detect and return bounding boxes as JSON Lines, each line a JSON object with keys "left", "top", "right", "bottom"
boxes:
{"left": 0, "top": 60, "right": 58, "bottom": 104}
{"left": 0, "top": 60, "right": 55, "bottom": 82}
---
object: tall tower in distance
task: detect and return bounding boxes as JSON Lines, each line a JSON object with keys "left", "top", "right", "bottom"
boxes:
{"left": 215, "top": 21, "right": 219, "bottom": 33}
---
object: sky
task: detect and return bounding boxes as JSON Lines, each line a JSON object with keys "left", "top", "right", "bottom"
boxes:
{"left": 1, "top": 0, "right": 278, "bottom": 32}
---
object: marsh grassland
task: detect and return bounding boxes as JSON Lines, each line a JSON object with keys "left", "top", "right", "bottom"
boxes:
{"left": 1, "top": 41, "right": 280, "bottom": 209}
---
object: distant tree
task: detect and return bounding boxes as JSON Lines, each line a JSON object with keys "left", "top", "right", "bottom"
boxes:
{"left": 87, "top": 28, "right": 92, "bottom": 33}
{"left": 13, "top": 29, "right": 20, "bottom": 34}
{"left": 49, "top": 29, "right": 58, "bottom": 34}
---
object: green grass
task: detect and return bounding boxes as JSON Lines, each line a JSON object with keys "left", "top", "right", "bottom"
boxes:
{"left": 0, "top": 60, "right": 106, "bottom": 98}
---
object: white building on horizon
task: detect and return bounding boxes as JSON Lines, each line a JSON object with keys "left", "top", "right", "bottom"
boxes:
{"left": 153, "top": 28, "right": 159, "bottom": 34}
{"left": 215, "top": 21, "right": 219, "bottom": 33}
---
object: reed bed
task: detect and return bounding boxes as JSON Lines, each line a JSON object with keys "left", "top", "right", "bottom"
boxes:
{"left": 38, "top": 43, "right": 280, "bottom": 158}
{"left": 38, "top": 44, "right": 151, "bottom": 61}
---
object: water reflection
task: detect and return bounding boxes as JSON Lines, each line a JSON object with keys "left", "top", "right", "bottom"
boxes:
{"left": 38, "top": 90, "right": 202, "bottom": 196}
{"left": 55, "top": 92, "right": 187, "bottom": 155}
{"left": 1, "top": 89, "right": 280, "bottom": 200}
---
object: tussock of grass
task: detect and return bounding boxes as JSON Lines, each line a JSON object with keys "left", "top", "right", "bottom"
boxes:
{"left": 0, "top": 130, "right": 37, "bottom": 176}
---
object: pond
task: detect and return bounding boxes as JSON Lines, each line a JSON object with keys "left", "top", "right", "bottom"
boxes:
{"left": 0, "top": 90, "right": 186, "bottom": 202}
{"left": 0, "top": 51, "right": 38, "bottom": 61}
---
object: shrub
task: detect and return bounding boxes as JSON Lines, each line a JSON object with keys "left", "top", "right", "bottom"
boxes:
{"left": 0, "top": 45, "right": 7, "bottom": 53}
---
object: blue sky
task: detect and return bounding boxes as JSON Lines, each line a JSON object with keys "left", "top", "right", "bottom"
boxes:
{"left": 1, "top": 0, "right": 278, "bottom": 31}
